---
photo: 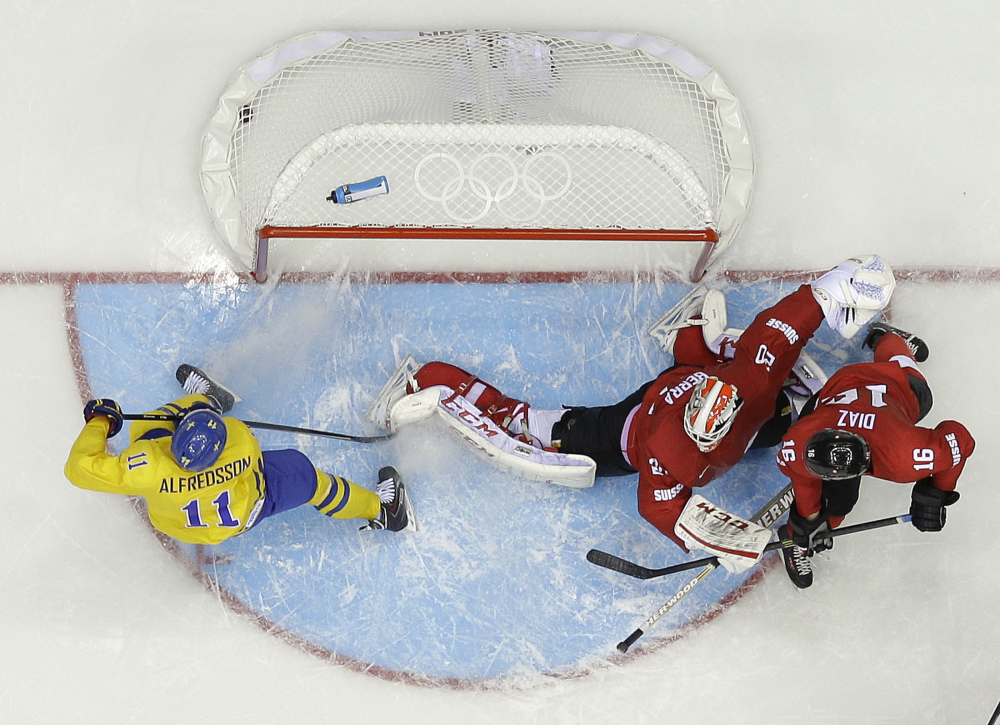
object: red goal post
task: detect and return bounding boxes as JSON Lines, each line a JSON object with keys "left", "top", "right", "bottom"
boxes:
{"left": 202, "top": 31, "right": 753, "bottom": 282}
{"left": 255, "top": 226, "right": 720, "bottom": 283}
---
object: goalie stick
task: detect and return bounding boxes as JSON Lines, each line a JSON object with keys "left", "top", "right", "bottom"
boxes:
{"left": 122, "top": 413, "right": 395, "bottom": 443}
{"left": 615, "top": 482, "right": 795, "bottom": 653}
{"left": 590, "top": 513, "right": 913, "bottom": 580}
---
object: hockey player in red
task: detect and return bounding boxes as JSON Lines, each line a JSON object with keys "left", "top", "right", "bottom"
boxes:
{"left": 775, "top": 323, "right": 975, "bottom": 588}
{"left": 391, "top": 256, "right": 897, "bottom": 571}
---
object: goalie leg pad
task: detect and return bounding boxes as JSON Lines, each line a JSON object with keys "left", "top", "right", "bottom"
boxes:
{"left": 388, "top": 386, "right": 596, "bottom": 488}
{"left": 414, "top": 361, "right": 480, "bottom": 397}
{"left": 414, "top": 362, "right": 536, "bottom": 444}
{"left": 674, "top": 495, "right": 773, "bottom": 573}
{"left": 525, "top": 407, "right": 567, "bottom": 449}
{"left": 699, "top": 289, "right": 737, "bottom": 355}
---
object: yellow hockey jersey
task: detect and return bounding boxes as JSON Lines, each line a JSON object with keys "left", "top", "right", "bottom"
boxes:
{"left": 65, "top": 395, "right": 266, "bottom": 545}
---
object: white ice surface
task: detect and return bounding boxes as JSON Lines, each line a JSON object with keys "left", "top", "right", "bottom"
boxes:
{"left": 2, "top": 2, "right": 999, "bottom": 723}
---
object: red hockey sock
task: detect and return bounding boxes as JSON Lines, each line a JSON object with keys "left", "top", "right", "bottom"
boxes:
{"left": 872, "top": 332, "right": 916, "bottom": 364}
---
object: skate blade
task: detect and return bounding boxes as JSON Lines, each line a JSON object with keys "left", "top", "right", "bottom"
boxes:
{"left": 400, "top": 485, "right": 419, "bottom": 532}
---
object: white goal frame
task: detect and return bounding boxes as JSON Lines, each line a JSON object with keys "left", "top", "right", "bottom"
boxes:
{"left": 201, "top": 30, "right": 755, "bottom": 282}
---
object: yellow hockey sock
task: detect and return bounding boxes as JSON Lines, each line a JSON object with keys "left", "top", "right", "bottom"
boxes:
{"left": 310, "top": 470, "right": 381, "bottom": 521}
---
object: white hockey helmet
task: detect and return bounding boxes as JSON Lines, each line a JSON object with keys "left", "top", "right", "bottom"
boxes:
{"left": 683, "top": 376, "right": 742, "bottom": 452}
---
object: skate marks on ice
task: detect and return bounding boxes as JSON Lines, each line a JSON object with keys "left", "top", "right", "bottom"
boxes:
{"left": 70, "top": 276, "right": 864, "bottom": 686}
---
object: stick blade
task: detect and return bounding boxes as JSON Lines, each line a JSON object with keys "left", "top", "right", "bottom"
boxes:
{"left": 586, "top": 549, "right": 655, "bottom": 579}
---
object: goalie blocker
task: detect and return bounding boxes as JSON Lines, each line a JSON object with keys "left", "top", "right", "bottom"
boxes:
{"left": 674, "top": 495, "right": 772, "bottom": 573}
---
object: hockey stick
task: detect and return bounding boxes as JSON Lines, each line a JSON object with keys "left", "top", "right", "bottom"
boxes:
{"left": 615, "top": 483, "right": 795, "bottom": 653}
{"left": 590, "top": 513, "right": 912, "bottom": 580}
{"left": 122, "top": 413, "right": 395, "bottom": 443}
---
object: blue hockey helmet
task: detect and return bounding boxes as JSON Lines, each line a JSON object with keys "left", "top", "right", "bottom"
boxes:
{"left": 170, "top": 408, "right": 227, "bottom": 471}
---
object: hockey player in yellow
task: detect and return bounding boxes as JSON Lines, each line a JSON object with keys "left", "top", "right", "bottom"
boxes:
{"left": 65, "top": 365, "right": 414, "bottom": 545}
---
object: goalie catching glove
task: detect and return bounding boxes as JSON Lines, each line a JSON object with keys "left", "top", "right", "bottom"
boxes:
{"left": 810, "top": 255, "right": 896, "bottom": 339}
{"left": 674, "top": 495, "right": 773, "bottom": 573}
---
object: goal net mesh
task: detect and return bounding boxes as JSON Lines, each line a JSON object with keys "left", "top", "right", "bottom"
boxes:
{"left": 201, "top": 30, "right": 754, "bottom": 279}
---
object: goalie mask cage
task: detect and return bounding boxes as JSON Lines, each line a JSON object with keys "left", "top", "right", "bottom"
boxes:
{"left": 201, "top": 30, "right": 755, "bottom": 282}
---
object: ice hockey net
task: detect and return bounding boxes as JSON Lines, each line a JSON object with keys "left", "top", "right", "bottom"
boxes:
{"left": 201, "top": 30, "right": 754, "bottom": 282}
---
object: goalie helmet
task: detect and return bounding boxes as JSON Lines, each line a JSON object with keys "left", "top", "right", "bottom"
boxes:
{"left": 804, "top": 428, "right": 870, "bottom": 480}
{"left": 171, "top": 409, "right": 228, "bottom": 472}
{"left": 683, "top": 376, "right": 742, "bottom": 452}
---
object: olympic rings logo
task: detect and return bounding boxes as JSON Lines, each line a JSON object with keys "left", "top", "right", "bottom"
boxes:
{"left": 413, "top": 151, "right": 573, "bottom": 223}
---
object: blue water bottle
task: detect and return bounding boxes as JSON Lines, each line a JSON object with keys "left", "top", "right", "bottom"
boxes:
{"left": 327, "top": 176, "right": 389, "bottom": 204}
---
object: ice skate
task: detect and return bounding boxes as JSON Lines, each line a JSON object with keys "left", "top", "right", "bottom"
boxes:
{"left": 175, "top": 364, "right": 239, "bottom": 414}
{"left": 365, "top": 355, "right": 422, "bottom": 428}
{"left": 647, "top": 285, "right": 743, "bottom": 355}
{"left": 777, "top": 523, "right": 814, "bottom": 589}
{"left": 360, "top": 466, "right": 417, "bottom": 532}
{"left": 862, "top": 322, "right": 929, "bottom": 362}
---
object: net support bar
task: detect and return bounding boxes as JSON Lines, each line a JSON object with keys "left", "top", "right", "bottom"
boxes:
{"left": 254, "top": 225, "right": 720, "bottom": 283}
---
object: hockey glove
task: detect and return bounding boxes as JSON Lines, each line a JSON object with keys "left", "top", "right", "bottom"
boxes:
{"left": 788, "top": 506, "right": 833, "bottom": 554}
{"left": 909, "top": 478, "right": 960, "bottom": 532}
{"left": 84, "top": 398, "right": 124, "bottom": 438}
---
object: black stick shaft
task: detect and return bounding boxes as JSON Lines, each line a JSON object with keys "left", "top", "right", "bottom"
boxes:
{"left": 592, "top": 513, "right": 911, "bottom": 581}
{"left": 121, "top": 413, "right": 394, "bottom": 443}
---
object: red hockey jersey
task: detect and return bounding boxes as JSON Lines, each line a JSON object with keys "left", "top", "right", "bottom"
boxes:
{"left": 625, "top": 285, "right": 825, "bottom": 547}
{"left": 777, "top": 333, "right": 975, "bottom": 523}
